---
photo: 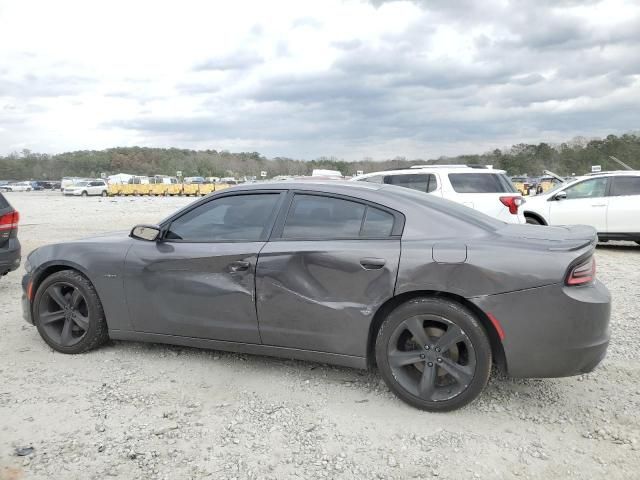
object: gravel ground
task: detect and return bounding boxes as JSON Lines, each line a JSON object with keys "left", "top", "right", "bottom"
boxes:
{"left": 1, "top": 191, "right": 639, "bottom": 480}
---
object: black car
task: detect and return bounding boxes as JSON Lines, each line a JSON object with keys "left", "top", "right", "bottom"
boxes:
{"left": 0, "top": 192, "right": 21, "bottom": 276}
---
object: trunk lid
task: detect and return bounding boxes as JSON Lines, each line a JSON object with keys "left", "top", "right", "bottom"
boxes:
{"left": 496, "top": 223, "right": 597, "bottom": 251}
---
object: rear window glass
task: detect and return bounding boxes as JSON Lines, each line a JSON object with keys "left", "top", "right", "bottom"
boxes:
{"left": 448, "top": 173, "right": 517, "bottom": 193}
{"left": 384, "top": 174, "right": 437, "bottom": 193}
{"left": 610, "top": 176, "right": 640, "bottom": 196}
{"left": 0, "top": 193, "right": 8, "bottom": 209}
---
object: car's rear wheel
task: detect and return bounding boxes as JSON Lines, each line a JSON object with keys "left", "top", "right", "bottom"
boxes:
{"left": 81, "top": 191, "right": 88, "bottom": 197}
{"left": 33, "top": 270, "right": 109, "bottom": 354}
{"left": 101, "top": 190, "right": 108, "bottom": 197}
{"left": 375, "top": 297, "right": 491, "bottom": 411}
{"left": 525, "top": 215, "right": 542, "bottom": 225}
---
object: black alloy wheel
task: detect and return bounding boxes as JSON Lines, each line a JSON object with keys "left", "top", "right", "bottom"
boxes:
{"left": 376, "top": 297, "right": 491, "bottom": 411}
{"left": 38, "top": 282, "right": 90, "bottom": 348}
{"left": 34, "top": 270, "right": 109, "bottom": 354}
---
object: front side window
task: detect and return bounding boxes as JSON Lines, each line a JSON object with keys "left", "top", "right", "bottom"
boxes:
{"left": 448, "top": 173, "right": 517, "bottom": 193}
{"left": 610, "top": 176, "right": 640, "bottom": 196}
{"left": 384, "top": 174, "right": 436, "bottom": 193}
{"left": 166, "top": 193, "right": 281, "bottom": 242}
{"left": 563, "top": 178, "right": 608, "bottom": 200}
{"left": 282, "top": 194, "right": 395, "bottom": 239}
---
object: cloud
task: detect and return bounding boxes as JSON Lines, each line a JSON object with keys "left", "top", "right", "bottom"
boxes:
{"left": 1, "top": 0, "right": 640, "bottom": 159}
{"left": 193, "top": 51, "right": 263, "bottom": 71}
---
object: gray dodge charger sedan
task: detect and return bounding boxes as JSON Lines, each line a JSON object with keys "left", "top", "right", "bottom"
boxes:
{"left": 21, "top": 181, "right": 611, "bottom": 411}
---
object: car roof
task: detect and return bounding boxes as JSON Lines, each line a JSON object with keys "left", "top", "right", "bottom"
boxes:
{"left": 355, "top": 166, "right": 507, "bottom": 178}
{"left": 583, "top": 170, "right": 640, "bottom": 177}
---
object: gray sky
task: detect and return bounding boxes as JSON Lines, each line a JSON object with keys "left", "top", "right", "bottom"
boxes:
{"left": 1, "top": 0, "right": 639, "bottom": 159}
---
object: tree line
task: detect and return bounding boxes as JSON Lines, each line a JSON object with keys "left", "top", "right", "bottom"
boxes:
{"left": 1, "top": 133, "right": 639, "bottom": 181}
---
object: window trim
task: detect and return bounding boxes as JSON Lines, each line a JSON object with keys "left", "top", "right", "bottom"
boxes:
{"left": 160, "top": 190, "right": 287, "bottom": 244}
{"left": 270, "top": 190, "right": 405, "bottom": 241}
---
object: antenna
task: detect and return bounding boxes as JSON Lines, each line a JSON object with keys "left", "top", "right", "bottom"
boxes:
{"left": 608, "top": 156, "right": 633, "bottom": 171}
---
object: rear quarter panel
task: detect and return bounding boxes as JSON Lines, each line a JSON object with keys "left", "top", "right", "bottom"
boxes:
{"left": 397, "top": 236, "right": 592, "bottom": 297}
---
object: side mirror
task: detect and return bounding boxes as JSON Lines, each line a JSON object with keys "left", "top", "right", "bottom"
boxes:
{"left": 130, "top": 224, "right": 161, "bottom": 241}
{"left": 554, "top": 191, "right": 567, "bottom": 201}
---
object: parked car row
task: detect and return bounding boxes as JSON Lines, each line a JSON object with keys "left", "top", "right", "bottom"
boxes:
{"left": 0, "top": 180, "right": 61, "bottom": 192}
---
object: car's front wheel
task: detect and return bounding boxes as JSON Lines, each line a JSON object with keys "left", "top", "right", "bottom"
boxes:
{"left": 375, "top": 297, "right": 492, "bottom": 412}
{"left": 33, "top": 270, "right": 109, "bottom": 354}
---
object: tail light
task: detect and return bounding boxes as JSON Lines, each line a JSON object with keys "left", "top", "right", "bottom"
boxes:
{"left": 499, "top": 196, "right": 524, "bottom": 215}
{"left": 0, "top": 210, "right": 19, "bottom": 231}
{"left": 566, "top": 256, "right": 596, "bottom": 286}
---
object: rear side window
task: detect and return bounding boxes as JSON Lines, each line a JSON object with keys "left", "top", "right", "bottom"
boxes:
{"left": 361, "top": 207, "right": 394, "bottom": 237}
{"left": 166, "top": 193, "right": 281, "bottom": 242}
{"left": 282, "top": 194, "right": 395, "bottom": 239}
{"left": 384, "top": 174, "right": 437, "bottom": 193}
{"left": 610, "top": 176, "right": 640, "bottom": 196}
{"left": 448, "top": 173, "right": 517, "bottom": 193}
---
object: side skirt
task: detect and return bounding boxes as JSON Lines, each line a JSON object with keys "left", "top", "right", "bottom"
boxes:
{"left": 109, "top": 330, "right": 368, "bottom": 370}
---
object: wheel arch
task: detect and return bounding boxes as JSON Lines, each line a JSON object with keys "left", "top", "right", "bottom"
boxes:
{"left": 367, "top": 290, "right": 507, "bottom": 373}
{"left": 523, "top": 210, "right": 547, "bottom": 225}
{"left": 31, "top": 260, "right": 94, "bottom": 301}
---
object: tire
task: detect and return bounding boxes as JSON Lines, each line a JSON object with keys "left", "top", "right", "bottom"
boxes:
{"left": 525, "top": 215, "right": 542, "bottom": 225}
{"left": 375, "top": 297, "right": 492, "bottom": 412}
{"left": 81, "top": 191, "right": 88, "bottom": 197}
{"left": 101, "top": 190, "right": 108, "bottom": 197}
{"left": 33, "top": 270, "right": 109, "bottom": 354}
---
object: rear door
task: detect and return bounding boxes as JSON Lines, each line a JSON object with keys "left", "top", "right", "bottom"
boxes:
{"left": 256, "top": 192, "right": 402, "bottom": 357}
{"left": 606, "top": 175, "right": 640, "bottom": 234}
{"left": 548, "top": 177, "right": 609, "bottom": 232}
{"left": 124, "top": 191, "right": 285, "bottom": 342}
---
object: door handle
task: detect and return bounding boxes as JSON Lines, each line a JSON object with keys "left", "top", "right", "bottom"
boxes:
{"left": 228, "top": 260, "right": 250, "bottom": 273}
{"left": 591, "top": 204, "right": 607, "bottom": 207}
{"left": 360, "top": 258, "right": 386, "bottom": 270}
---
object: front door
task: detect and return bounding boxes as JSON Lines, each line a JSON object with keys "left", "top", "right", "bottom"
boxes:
{"left": 549, "top": 177, "right": 609, "bottom": 232}
{"left": 124, "top": 191, "right": 284, "bottom": 342}
{"left": 256, "top": 193, "right": 401, "bottom": 357}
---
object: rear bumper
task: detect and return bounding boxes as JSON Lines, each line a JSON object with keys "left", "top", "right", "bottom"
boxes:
{"left": 0, "top": 238, "right": 21, "bottom": 275}
{"left": 469, "top": 280, "right": 611, "bottom": 378}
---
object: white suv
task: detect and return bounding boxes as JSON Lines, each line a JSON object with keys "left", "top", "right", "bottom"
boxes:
{"left": 353, "top": 165, "right": 525, "bottom": 223}
{"left": 63, "top": 180, "right": 108, "bottom": 197}
{"left": 523, "top": 171, "right": 640, "bottom": 244}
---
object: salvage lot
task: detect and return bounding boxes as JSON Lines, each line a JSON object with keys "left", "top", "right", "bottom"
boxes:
{"left": 1, "top": 191, "right": 639, "bottom": 480}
